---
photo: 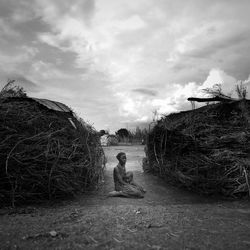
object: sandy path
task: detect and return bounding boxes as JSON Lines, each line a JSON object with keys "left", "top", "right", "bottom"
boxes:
{"left": 82, "top": 145, "right": 220, "bottom": 206}
{"left": 0, "top": 145, "right": 250, "bottom": 250}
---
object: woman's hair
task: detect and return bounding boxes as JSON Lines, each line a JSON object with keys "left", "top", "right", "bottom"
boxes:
{"left": 116, "top": 152, "right": 126, "bottom": 161}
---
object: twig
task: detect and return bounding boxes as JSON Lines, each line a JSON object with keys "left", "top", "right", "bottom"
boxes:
{"left": 89, "top": 235, "right": 98, "bottom": 244}
{"left": 243, "top": 167, "right": 250, "bottom": 196}
{"left": 113, "top": 237, "right": 124, "bottom": 243}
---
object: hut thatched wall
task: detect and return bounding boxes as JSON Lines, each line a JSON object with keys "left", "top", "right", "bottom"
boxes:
{"left": 145, "top": 100, "right": 250, "bottom": 198}
{"left": 0, "top": 97, "right": 104, "bottom": 206}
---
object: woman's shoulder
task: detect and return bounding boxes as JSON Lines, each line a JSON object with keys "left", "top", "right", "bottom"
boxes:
{"left": 114, "top": 163, "right": 121, "bottom": 169}
{"left": 113, "top": 165, "right": 119, "bottom": 172}
{"left": 114, "top": 164, "right": 123, "bottom": 174}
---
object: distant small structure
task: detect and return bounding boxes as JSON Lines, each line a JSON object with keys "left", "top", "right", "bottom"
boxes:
{"left": 100, "top": 134, "right": 118, "bottom": 146}
{"left": 100, "top": 134, "right": 109, "bottom": 146}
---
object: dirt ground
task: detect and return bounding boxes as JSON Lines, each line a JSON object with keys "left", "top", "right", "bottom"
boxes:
{"left": 0, "top": 145, "right": 250, "bottom": 250}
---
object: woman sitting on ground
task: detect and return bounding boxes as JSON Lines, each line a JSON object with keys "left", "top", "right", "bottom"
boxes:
{"left": 108, "top": 152, "right": 146, "bottom": 198}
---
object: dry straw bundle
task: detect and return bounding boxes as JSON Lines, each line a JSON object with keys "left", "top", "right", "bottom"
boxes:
{"left": 0, "top": 97, "right": 104, "bottom": 206}
{"left": 146, "top": 100, "right": 250, "bottom": 198}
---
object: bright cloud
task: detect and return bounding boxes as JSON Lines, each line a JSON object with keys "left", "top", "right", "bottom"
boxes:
{"left": 116, "top": 69, "right": 249, "bottom": 122}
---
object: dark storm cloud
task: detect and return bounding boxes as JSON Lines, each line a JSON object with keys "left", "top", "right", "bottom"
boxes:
{"left": 183, "top": 31, "right": 250, "bottom": 59}
{"left": 132, "top": 88, "right": 157, "bottom": 96}
{"left": 0, "top": 0, "right": 30, "bottom": 19}
{"left": 81, "top": 0, "right": 96, "bottom": 25}
{"left": 36, "top": 0, "right": 96, "bottom": 27}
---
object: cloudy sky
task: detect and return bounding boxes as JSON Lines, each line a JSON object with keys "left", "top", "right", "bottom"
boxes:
{"left": 0, "top": 0, "right": 249, "bottom": 132}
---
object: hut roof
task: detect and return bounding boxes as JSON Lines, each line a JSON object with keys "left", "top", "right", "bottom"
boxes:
{"left": 32, "top": 98, "right": 72, "bottom": 113}
{"left": 0, "top": 96, "right": 103, "bottom": 206}
{"left": 1, "top": 96, "right": 72, "bottom": 113}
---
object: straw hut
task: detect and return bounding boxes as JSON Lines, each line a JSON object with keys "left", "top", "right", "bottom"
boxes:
{"left": 146, "top": 99, "right": 250, "bottom": 198}
{"left": 0, "top": 96, "right": 104, "bottom": 206}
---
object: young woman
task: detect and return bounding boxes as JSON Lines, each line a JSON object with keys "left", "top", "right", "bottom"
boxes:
{"left": 108, "top": 152, "right": 146, "bottom": 198}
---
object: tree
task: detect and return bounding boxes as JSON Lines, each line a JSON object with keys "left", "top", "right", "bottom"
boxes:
{"left": 135, "top": 126, "right": 142, "bottom": 138}
{"left": 99, "top": 130, "right": 106, "bottom": 136}
{"left": 116, "top": 128, "right": 129, "bottom": 138}
{"left": 236, "top": 81, "right": 247, "bottom": 99}
{"left": 152, "top": 109, "right": 158, "bottom": 121}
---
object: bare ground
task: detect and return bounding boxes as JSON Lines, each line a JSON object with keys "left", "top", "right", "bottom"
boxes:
{"left": 0, "top": 145, "right": 250, "bottom": 250}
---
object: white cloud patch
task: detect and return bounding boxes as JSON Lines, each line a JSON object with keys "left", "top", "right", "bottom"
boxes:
{"left": 199, "top": 69, "right": 237, "bottom": 96}
{"left": 115, "top": 15, "right": 146, "bottom": 31}
{"left": 116, "top": 69, "right": 249, "bottom": 123}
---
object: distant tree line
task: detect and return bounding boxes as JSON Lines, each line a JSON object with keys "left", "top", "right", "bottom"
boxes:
{"left": 99, "top": 127, "right": 148, "bottom": 145}
{"left": 115, "top": 127, "right": 147, "bottom": 144}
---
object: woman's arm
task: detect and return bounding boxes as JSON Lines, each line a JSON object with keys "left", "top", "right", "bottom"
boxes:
{"left": 114, "top": 167, "right": 126, "bottom": 185}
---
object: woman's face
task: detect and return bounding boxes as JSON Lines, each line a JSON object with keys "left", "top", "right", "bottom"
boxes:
{"left": 119, "top": 154, "right": 127, "bottom": 165}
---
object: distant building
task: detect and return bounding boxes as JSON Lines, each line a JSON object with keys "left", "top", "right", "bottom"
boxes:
{"left": 100, "top": 134, "right": 118, "bottom": 146}
{"left": 100, "top": 134, "right": 108, "bottom": 146}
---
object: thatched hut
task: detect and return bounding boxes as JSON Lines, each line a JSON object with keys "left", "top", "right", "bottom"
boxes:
{"left": 0, "top": 97, "right": 105, "bottom": 206}
{"left": 146, "top": 100, "right": 250, "bottom": 198}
